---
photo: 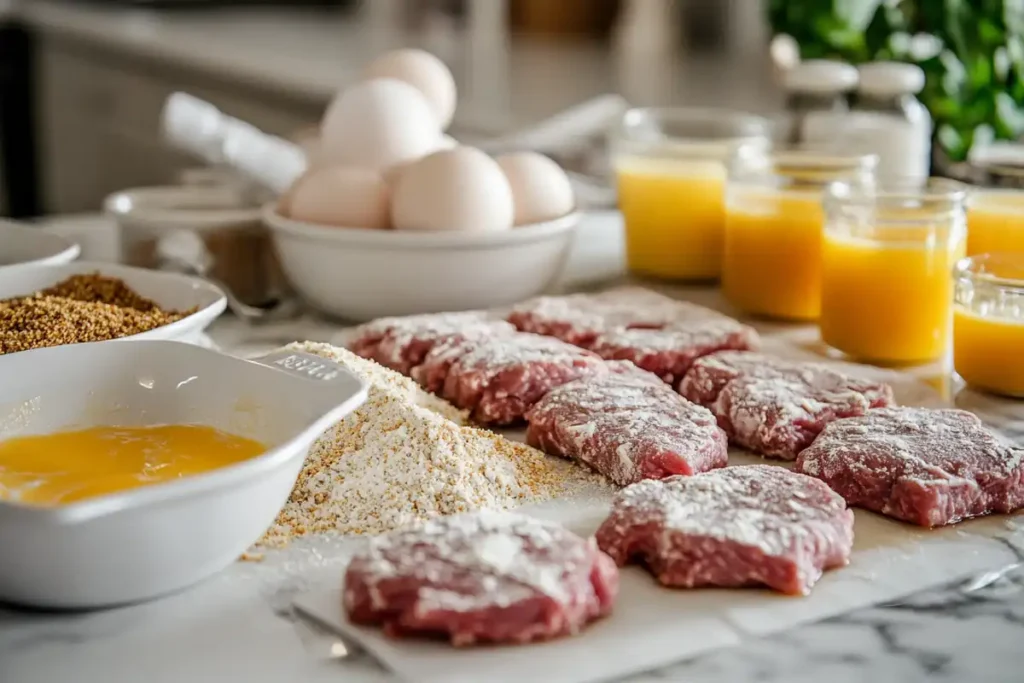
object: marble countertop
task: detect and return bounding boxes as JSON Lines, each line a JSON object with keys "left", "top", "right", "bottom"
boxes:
{"left": 3, "top": 212, "right": 1023, "bottom": 682}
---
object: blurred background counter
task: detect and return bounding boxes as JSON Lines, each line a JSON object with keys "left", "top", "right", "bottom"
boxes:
{"left": 1, "top": 0, "right": 779, "bottom": 216}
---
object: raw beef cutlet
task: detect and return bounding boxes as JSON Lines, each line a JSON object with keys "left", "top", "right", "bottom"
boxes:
{"left": 588, "top": 319, "right": 759, "bottom": 385}
{"left": 413, "top": 333, "right": 610, "bottom": 425}
{"left": 679, "top": 352, "right": 895, "bottom": 459}
{"left": 679, "top": 351, "right": 893, "bottom": 410}
{"left": 343, "top": 511, "right": 619, "bottom": 646}
{"left": 348, "top": 312, "right": 514, "bottom": 375}
{"left": 595, "top": 465, "right": 854, "bottom": 595}
{"left": 795, "top": 407, "right": 1024, "bottom": 527}
{"left": 525, "top": 372, "right": 728, "bottom": 486}
{"left": 508, "top": 287, "right": 728, "bottom": 348}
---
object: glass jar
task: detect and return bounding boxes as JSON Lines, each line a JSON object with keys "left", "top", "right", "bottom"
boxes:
{"left": 722, "top": 148, "right": 877, "bottom": 320}
{"left": 953, "top": 253, "right": 1024, "bottom": 397}
{"left": 820, "top": 178, "right": 968, "bottom": 365}
{"left": 611, "top": 107, "right": 770, "bottom": 282}
{"left": 963, "top": 159, "right": 1024, "bottom": 257}
{"left": 783, "top": 59, "right": 858, "bottom": 145}
{"left": 849, "top": 62, "right": 932, "bottom": 184}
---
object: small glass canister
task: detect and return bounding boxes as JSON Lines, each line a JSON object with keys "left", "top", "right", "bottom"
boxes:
{"left": 820, "top": 178, "right": 968, "bottom": 365}
{"left": 722, "top": 148, "right": 877, "bottom": 320}
{"left": 953, "top": 253, "right": 1024, "bottom": 397}
{"left": 965, "top": 161, "right": 1024, "bottom": 256}
{"left": 611, "top": 107, "right": 770, "bottom": 282}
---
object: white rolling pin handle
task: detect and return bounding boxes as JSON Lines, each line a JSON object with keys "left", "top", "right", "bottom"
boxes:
{"left": 222, "top": 123, "right": 309, "bottom": 196}
{"left": 162, "top": 92, "right": 227, "bottom": 165}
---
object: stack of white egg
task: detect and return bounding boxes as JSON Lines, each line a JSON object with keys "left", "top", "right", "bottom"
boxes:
{"left": 283, "top": 49, "right": 575, "bottom": 232}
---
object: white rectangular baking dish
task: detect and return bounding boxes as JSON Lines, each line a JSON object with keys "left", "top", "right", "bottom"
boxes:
{"left": 0, "top": 340, "right": 367, "bottom": 609}
{"left": 0, "top": 261, "right": 226, "bottom": 346}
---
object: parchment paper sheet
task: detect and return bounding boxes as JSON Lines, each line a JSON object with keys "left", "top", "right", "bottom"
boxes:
{"left": 292, "top": 359, "right": 1024, "bottom": 683}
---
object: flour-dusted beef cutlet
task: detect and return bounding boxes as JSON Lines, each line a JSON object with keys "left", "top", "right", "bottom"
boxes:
{"left": 525, "top": 371, "right": 728, "bottom": 486}
{"left": 588, "top": 320, "right": 759, "bottom": 386}
{"left": 348, "top": 312, "right": 515, "bottom": 375}
{"left": 507, "top": 287, "right": 729, "bottom": 348}
{"left": 679, "top": 351, "right": 893, "bottom": 410}
{"left": 796, "top": 407, "right": 1024, "bottom": 527}
{"left": 679, "top": 352, "right": 895, "bottom": 460}
{"left": 595, "top": 466, "right": 854, "bottom": 595}
{"left": 343, "top": 511, "right": 619, "bottom": 646}
{"left": 413, "top": 332, "right": 611, "bottom": 425}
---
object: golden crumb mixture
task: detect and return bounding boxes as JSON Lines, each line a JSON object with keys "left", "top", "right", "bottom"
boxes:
{"left": 256, "top": 342, "right": 606, "bottom": 547}
{"left": 0, "top": 273, "right": 193, "bottom": 354}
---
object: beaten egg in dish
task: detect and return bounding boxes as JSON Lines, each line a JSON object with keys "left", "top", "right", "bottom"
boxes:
{"left": 0, "top": 425, "right": 266, "bottom": 506}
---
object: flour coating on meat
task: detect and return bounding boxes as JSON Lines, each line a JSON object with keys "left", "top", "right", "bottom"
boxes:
{"left": 796, "top": 407, "right": 1024, "bottom": 527}
{"left": 344, "top": 511, "right": 618, "bottom": 645}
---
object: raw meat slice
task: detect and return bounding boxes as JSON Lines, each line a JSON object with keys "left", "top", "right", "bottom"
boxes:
{"left": 525, "top": 372, "right": 728, "bottom": 485}
{"left": 795, "top": 407, "right": 1024, "bottom": 527}
{"left": 343, "top": 510, "right": 619, "bottom": 645}
{"left": 679, "top": 351, "right": 892, "bottom": 410}
{"left": 348, "top": 312, "right": 515, "bottom": 375}
{"left": 589, "top": 320, "right": 759, "bottom": 385}
{"left": 595, "top": 465, "right": 854, "bottom": 595}
{"left": 678, "top": 351, "right": 779, "bottom": 407}
{"left": 414, "top": 333, "right": 610, "bottom": 424}
{"left": 508, "top": 287, "right": 728, "bottom": 348}
{"left": 679, "top": 352, "right": 895, "bottom": 459}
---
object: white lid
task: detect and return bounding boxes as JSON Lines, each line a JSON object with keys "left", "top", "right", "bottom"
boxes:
{"left": 784, "top": 59, "right": 859, "bottom": 94}
{"left": 857, "top": 62, "right": 925, "bottom": 95}
{"left": 968, "top": 141, "right": 1024, "bottom": 167}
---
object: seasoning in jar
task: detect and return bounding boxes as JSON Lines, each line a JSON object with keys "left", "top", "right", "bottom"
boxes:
{"left": 0, "top": 274, "right": 193, "bottom": 354}
{"left": 820, "top": 179, "right": 967, "bottom": 365}
{"left": 953, "top": 253, "right": 1024, "bottom": 397}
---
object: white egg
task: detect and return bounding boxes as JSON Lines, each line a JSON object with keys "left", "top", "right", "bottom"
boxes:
{"left": 363, "top": 49, "right": 457, "bottom": 129}
{"left": 391, "top": 147, "right": 514, "bottom": 233}
{"left": 496, "top": 152, "right": 576, "bottom": 225}
{"left": 320, "top": 79, "right": 441, "bottom": 172}
{"left": 287, "top": 166, "right": 391, "bottom": 229}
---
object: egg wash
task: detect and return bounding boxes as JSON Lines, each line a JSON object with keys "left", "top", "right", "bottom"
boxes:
{"left": 0, "top": 425, "right": 266, "bottom": 506}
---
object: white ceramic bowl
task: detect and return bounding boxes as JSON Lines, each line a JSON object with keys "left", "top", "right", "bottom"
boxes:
{"left": 0, "top": 341, "right": 367, "bottom": 609}
{"left": 0, "top": 220, "right": 80, "bottom": 268}
{"left": 0, "top": 261, "right": 227, "bottom": 347}
{"left": 263, "top": 204, "right": 580, "bottom": 321}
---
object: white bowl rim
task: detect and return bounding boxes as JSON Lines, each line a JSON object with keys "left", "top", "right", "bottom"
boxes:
{"left": 263, "top": 203, "right": 581, "bottom": 251}
{"left": 0, "top": 222, "right": 81, "bottom": 268}
{"left": 0, "top": 340, "right": 367, "bottom": 525}
{"left": 0, "top": 260, "right": 228, "bottom": 347}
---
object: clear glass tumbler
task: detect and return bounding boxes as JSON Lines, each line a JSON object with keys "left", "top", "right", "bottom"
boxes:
{"left": 820, "top": 178, "right": 968, "bottom": 364}
{"left": 611, "top": 107, "right": 770, "bottom": 282}
{"left": 953, "top": 252, "right": 1024, "bottom": 396}
{"left": 723, "top": 148, "right": 877, "bottom": 321}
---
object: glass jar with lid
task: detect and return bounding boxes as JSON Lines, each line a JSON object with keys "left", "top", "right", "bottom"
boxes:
{"left": 611, "top": 107, "right": 771, "bottom": 282}
{"left": 848, "top": 61, "right": 932, "bottom": 183}
{"left": 820, "top": 178, "right": 968, "bottom": 364}
{"left": 966, "top": 149, "right": 1024, "bottom": 256}
{"left": 722, "top": 148, "right": 877, "bottom": 320}
{"left": 782, "top": 60, "right": 859, "bottom": 145}
{"left": 953, "top": 253, "right": 1024, "bottom": 396}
